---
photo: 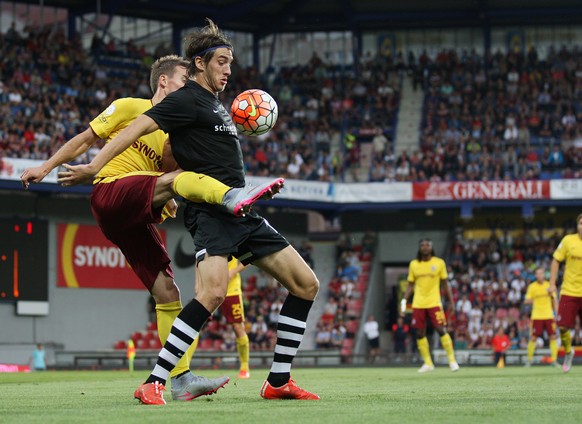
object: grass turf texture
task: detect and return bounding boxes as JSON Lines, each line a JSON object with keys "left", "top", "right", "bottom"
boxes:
{"left": 2, "top": 366, "right": 580, "bottom": 424}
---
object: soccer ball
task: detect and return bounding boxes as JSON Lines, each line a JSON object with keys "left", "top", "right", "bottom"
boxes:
{"left": 231, "top": 89, "right": 278, "bottom": 136}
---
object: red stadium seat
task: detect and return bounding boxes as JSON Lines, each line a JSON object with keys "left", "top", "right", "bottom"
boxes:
{"left": 198, "top": 338, "right": 213, "bottom": 350}
{"left": 114, "top": 340, "right": 127, "bottom": 350}
{"left": 360, "top": 252, "right": 372, "bottom": 261}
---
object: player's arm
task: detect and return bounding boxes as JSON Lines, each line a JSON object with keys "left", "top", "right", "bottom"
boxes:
{"left": 58, "top": 114, "right": 159, "bottom": 186}
{"left": 441, "top": 278, "right": 455, "bottom": 314}
{"left": 21, "top": 127, "right": 100, "bottom": 188}
{"left": 400, "top": 282, "right": 414, "bottom": 315}
{"left": 161, "top": 138, "right": 179, "bottom": 172}
{"left": 549, "top": 258, "right": 561, "bottom": 294}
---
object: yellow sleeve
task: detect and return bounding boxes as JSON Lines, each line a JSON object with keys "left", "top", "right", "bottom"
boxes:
{"left": 524, "top": 284, "right": 532, "bottom": 300}
{"left": 553, "top": 237, "right": 568, "bottom": 262}
{"left": 89, "top": 98, "right": 144, "bottom": 140}
{"left": 407, "top": 260, "right": 416, "bottom": 283}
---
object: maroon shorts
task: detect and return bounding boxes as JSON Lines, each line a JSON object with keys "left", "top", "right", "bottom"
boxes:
{"left": 411, "top": 306, "right": 447, "bottom": 330}
{"left": 90, "top": 175, "right": 172, "bottom": 291}
{"left": 530, "top": 319, "right": 556, "bottom": 338}
{"left": 220, "top": 293, "right": 244, "bottom": 324}
{"left": 557, "top": 294, "right": 582, "bottom": 328}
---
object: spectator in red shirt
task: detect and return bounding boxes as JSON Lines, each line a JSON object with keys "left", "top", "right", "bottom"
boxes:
{"left": 491, "top": 326, "right": 510, "bottom": 367}
{"left": 391, "top": 317, "right": 410, "bottom": 353}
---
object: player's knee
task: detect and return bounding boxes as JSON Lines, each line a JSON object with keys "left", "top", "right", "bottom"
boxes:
{"left": 151, "top": 276, "right": 180, "bottom": 304}
{"left": 293, "top": 274, "right": 319, "bottom": 300}
{"left": 199, "top": 286, "right": 226, "bottom": 312}
{"left": 152, "top": 289, "right": 180, "bottom": 304}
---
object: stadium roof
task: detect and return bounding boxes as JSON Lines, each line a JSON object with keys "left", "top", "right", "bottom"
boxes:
{"left": 13, "top": 0, "right": 582, "bottom": 35}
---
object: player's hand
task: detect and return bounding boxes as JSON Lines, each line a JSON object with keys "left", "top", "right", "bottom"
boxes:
{"left": 548, "top": 284, "right": 557, "bottom": 295}
{"left": 160, "top": 199, "right": 178, "bottom": 222}
{"left": 57, "top": 163, "right": 96, "bottom": 186}
{"left": 20, "top": 166, "right": 48, "bottom": 189}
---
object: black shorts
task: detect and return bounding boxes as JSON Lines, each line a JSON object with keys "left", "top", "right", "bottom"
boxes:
{"left": 368, "top": 337, "right": 380, "bottom": 349}
{"left": 184, "top": 205, "right": 289, "bottom": 265}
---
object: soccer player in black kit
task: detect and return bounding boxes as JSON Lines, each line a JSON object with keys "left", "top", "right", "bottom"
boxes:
{"left": 61, "top": 19, "right": 320, "bottom": 404}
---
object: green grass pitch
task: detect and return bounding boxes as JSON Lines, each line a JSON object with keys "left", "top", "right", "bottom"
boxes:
{"left": 2, "top": 366, "right": 581, "bottom": 424}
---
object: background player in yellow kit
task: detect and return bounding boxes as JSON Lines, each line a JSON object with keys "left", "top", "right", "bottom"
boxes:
{"left": 524, "top": 267, "right": 558, "bottom": 367}
{"left": 222, "top": 258, "right": 251, "bottom": 379}
{"left": 402, "top": 238, "right": 459, "bottom": 373}
{"left": 550, "top": 213, "right": 582, "bottom": 372}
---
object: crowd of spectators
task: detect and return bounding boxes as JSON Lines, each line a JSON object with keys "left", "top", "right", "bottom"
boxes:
{"left": 0, "top": 24, "right": 160, "bottom": 164}
{"left": 4, "top": 24, "right": 582, "bottom": 184}
{"left": 314, "top": 231, "right": 376, "bottom": 353}
{"left": 400, "top": 46, "right": 582, "bottom": 182}
{"left": 0, "top": 23, "right": 401, "bottom": 183}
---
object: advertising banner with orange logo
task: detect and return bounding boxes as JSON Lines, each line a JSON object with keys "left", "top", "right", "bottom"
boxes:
{"left": 57, "top": 223, "right": 164, "bottom": 290}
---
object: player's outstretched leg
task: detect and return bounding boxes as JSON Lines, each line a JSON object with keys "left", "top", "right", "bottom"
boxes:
{"left": 171, "top": 374, "right": 230, "bottom": 401}
{"left": 260, "top": 378, "right": 320, "bottom": 400}
{"left": 222, "top": 178, "right": 284, "bottom": 216}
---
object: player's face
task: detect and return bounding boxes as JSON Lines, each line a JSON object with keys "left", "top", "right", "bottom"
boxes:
{"left": 578, "top": 218, "right": 582, "bottom": 236}
{"left": 535, "top": 269, "right": 544, "bottom": 283}
{"left": 203, "top": 48, "right": 233, "bottom": 94}
{"left": 166, "top": 66, "right": 188, "bottom": 94}
{"left": 419, "top": 241, "right": 432, "bottom": 257}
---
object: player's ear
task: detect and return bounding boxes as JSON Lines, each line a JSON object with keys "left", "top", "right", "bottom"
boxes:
{"left": 159, "top": 74, "right": 167, "bottom": 88}
{"left": 194, "top": 56, "right": 206, "bottom": 72}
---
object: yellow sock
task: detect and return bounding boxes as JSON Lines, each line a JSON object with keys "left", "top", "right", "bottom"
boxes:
{"left": 417, "top": 337, "right": 433, "bottom": 366}
{"left": 550, "top": 339, "right": 558, "bottom": 363}
{"left": 440, "top": 333, "right": 456, "bottom": 364}
{"left": 236, "top": 334, "right": 250, "bottom": 372}
{"left": 172, "top": 171, "right": 230, "bottom": 204}
{"left": 156, "top": 301, "right": 196, "bottom": 378}
{"left": 560, "top": 329, "right": 572, "bottom": 354}
{"left": 527, "top": 340, "right": 536, "bottom": 362}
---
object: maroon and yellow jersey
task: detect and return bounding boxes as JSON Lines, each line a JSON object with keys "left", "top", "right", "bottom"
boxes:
{"left": 221, "top": 258, "right": 244, "bottom": 323}
{"left": 226, "top": 258, "right": 242, "bottom": 296}
{"left": 407, "top": 256, "right": 448, "bottom": 308}
{"left": 89, "top": 98, "right": 166, "bottom": 183}
{"left": 525, "top": 281, "right": 555, "bottom": 320}
{"left": 553, "top": 234, "right": 582, "bottom": 297}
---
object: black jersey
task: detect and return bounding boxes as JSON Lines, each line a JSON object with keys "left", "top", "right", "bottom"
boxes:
{"left": 144, "top": 80, "right": 245, "bottom": 188}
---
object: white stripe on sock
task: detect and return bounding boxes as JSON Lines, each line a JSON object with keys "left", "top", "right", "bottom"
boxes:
{"left": 278, "top": 315, "right": 307, "bottom": 329}
{"left": 270, "top": 361, "right": 292, "bottom": 373}
{"left": 167, "top": 333, "right": 191, "bottom": 353}
{"left": 160, "top": 348, "right": 180, "bottom": 365}
{"left": 173, "top": 318, "right": 199, "bottom": 340}
{"left": 152, "top": 364, "right": 170, "bottom": 381}
{"left": 277, "top": 330, "right": 303, "bottom": 341}
{"left": 275, "top": 345, "right": 298, "bottom": 356}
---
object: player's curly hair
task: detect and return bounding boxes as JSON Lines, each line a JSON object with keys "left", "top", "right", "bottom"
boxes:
{"left": 183, "top": 18, "right": 233, "bottom": 77}
{"left": 149, "top": 54, "right": 189, "bottom": 93}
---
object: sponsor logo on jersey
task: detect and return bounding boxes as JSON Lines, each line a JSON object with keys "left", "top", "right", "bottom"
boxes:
{"left": 214, "top": 122, "right": 238, "bottom": 136}
{"left": 131, "top": 140, "right": 163, "bottom": 169}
